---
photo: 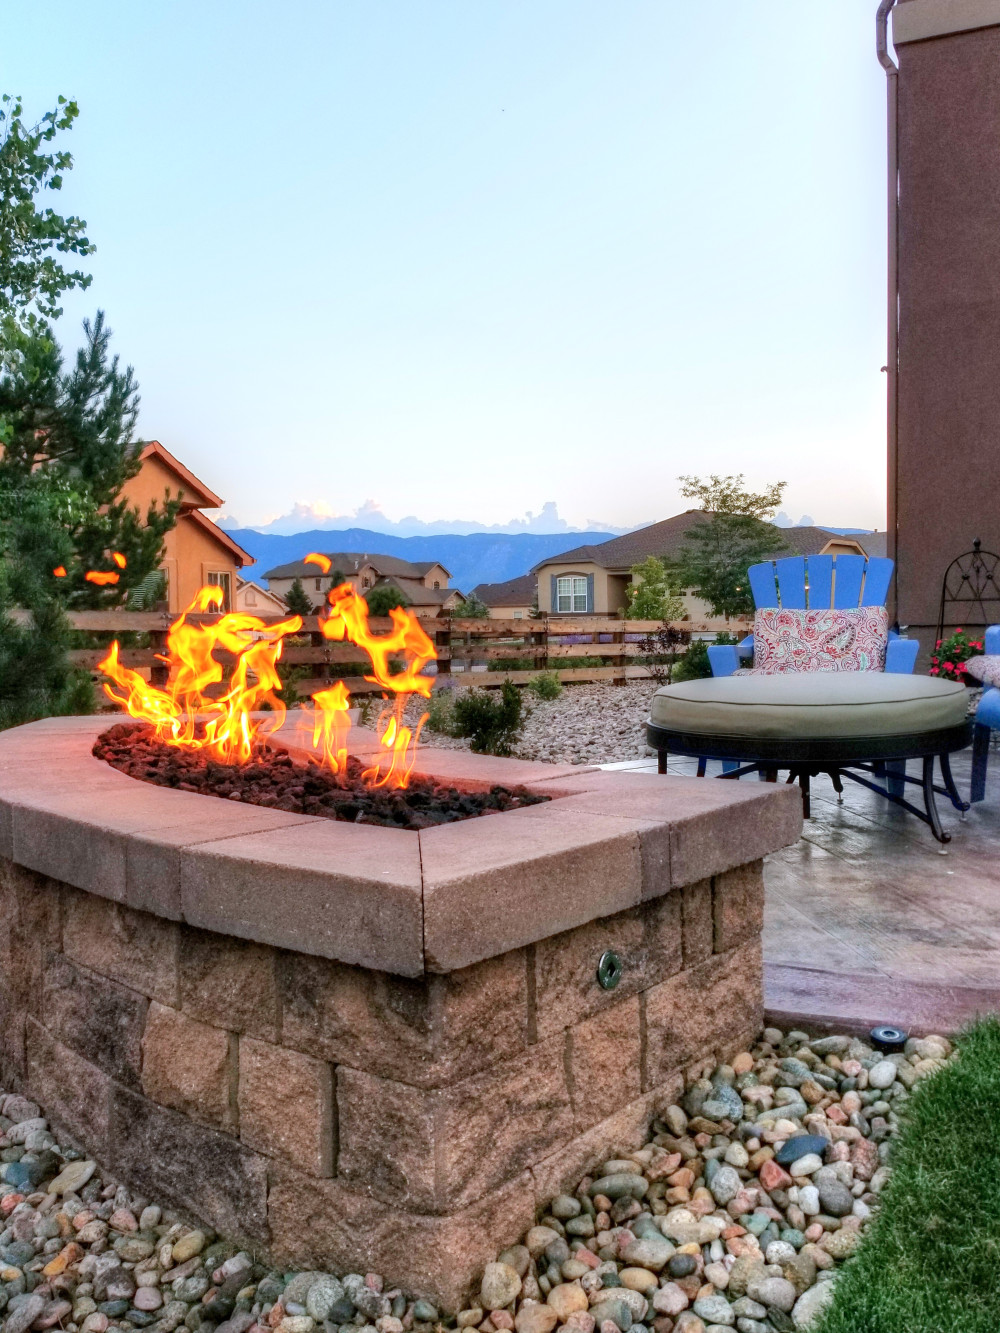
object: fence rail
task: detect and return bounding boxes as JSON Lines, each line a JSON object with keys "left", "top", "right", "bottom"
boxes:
{"left": 48, "top": 609, "right": 745, "bottom": 697}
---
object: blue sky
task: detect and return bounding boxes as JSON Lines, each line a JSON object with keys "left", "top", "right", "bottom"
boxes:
{"left": 5, "top": 2, "right": 889, "bottom": 532}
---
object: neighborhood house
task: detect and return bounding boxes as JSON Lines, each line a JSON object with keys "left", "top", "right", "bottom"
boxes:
{"left": 263, "top": 552, "right": 463, "bottom": 616}
{"left": 120, "top": 440, "right": 253, "bottom": 613}
{"left": 533, "top": 511, "right": 881, "bottom": 621}
{"left": 468, "top": 573, "right": 536, "bottom": 619}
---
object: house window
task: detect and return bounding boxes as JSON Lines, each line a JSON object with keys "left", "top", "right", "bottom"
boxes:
{"left": 315, "top": 578, "right": 322, "bottom": 591}
{"left": 433, "top": 581, "right": 440, "bottom": 589}
{"left": 362, "top": 577, "right": 371, "bottom": 588}
{"left": 207, "top": 571, "right": 232, "bottom": 612}
{"left": 512, "top": 610, "right": 524, "bottom": 619}
{"left": 556, "top": 575, "right": 588, "bottom": 613}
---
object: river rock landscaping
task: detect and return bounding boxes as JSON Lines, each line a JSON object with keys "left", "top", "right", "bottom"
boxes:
{"left": 0, "top": 1027, "right": 952, "bottom": 1333}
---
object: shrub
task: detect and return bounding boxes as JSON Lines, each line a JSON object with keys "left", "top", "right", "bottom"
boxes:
{"left": 528, "top": 670, "right": 562, "bottom": 700}
{"left": 932, "top": 628, "right": 984, "bottom": 683}
{"left": 425, "top": 689, "right": 456, "bottom": 735}
{"left": 451, "top": 679, "right": 523, "bottom": 755}
{"left": 671, "top": 632, "right": 741, "bottom": 682}
{"left": 365, "top": 584, "right": 410, "bottom": 617}
{"left": 457, "top": 593, "right": 491, "bottom": 618}
{"left": 488, "top": 655, "right": 534, "bottom": 672}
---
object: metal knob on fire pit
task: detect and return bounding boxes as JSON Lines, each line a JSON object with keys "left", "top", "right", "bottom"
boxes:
{"left": 596, "top": 950, "right": 623, "bottom": 990}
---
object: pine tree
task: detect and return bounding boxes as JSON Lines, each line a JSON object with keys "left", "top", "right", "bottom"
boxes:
{"left": 365, "top": 584, "right": 410, "bottom": 617}
{"left": 625, "top": 556, "right": 686, "bottom": 621}
{"left": 284, "top": 577, "right": 314, "bottom": 616}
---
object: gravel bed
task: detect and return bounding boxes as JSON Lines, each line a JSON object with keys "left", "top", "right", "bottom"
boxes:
{"left": 394, "top": 682, "right": 660, "bottom": 767}
{"left": 0, "top": 1027, "right": 950, "bottom": 1333}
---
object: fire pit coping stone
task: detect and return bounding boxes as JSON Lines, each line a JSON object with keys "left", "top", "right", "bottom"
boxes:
{"left": 0, "top": 716, "right": 802, "bottom": 977}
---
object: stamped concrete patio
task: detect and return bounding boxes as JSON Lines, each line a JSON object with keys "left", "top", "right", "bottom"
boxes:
{"left": 603, "top": 746, "right": 1000, "bottom": 1036}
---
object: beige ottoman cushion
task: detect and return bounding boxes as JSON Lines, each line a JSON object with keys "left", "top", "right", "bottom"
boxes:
{"left": 649, "top": 672, "right": 968, "bottom": 741}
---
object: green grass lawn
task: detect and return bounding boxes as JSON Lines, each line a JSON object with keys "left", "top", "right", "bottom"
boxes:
{"left": 817, "top": 1017, "right": 1000, "bottom": 1333}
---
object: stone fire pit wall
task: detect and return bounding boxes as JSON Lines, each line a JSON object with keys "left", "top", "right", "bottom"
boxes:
{"left": 0, "top": 718, "right": 801, "bottom": 1308}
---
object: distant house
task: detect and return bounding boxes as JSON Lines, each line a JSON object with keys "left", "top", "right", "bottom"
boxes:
{"left": 121, "top": 441, "right": 253, "bottom": 613}
{"left": 470, "top": 574, "right": 537, "bottom": 620}
{"left": 262, "top": 552, "right": 457, "bottom": 616}
{"left": 236, "top": 578, "right": 290, "bottom": 616}
{"left": 533, "top": 512, "right": 871, "bottom": 620}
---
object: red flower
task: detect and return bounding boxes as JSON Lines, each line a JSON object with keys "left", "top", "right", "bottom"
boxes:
{"left": 931, "top": 656, "right": 939, "bottom": 665}
{"left": 930, "top": 667, "right": 940, "bottom": 675}
{"left": 943, "top": 662, "right": 954, "bottom": 672}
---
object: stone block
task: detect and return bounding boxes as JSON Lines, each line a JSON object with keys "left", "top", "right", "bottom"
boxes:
{"left": 666, "top": 782, "right": 801, "bottom": 888}
{"left": 267, "top": 1162, "right": 537, "bottom": 1312}
{"left": 644, "top": 941, "right": 764, "bottom": 1088}
{"left": 62, "top": 890, "right": 179, "bottom": 1005}
{"left": 278, "top": 948, "right": 529, "bottom": 1089}
{"left": 43, "top": 952, "right": 147, "bottom": 1090}
{"left": 420, "top": 808, "right": 643, "bottom": 973}
{"left": 530, "top": 1075, "right": 684, "bottom": 1205}
{"left": 533, "top": 894, "right": 681, "bottom": 1040}
{"left": 141, "top": 1002, "right": 236, "bottom": 1131}
{"left": 713, "top": 861, "right": 764, "bottom": 954}
{"left": 109, "top": 1085, "right": 268, "bottom": 1242}
{"left": 238, "top": 1038, "right": 333, "bottom": 1177}
{"left": 179, "top": 821, "right": 424, "bottom": 976}
{"left": 179, "top": 926, "right": 279, "bottom": 1040}
{"left": 337, "top": 1035, "right": 573, "bottom": 1212}
{"left": 681, "top": 878, "right": 714, "bottom": 966}
{"left": 26, "top": 1017, "right": 110, "bottom": 1152}
{"left": 567, "top": 995, "right": 642, "bottom": 1130}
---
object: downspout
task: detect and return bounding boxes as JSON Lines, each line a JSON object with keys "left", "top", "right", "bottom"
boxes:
{"left": 876, "top": 0, "right": 900, "bottom": 617}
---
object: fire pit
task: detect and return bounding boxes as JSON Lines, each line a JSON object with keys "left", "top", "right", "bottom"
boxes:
{"left": 0, "top": 587, "right": 802, "bottom": 1306}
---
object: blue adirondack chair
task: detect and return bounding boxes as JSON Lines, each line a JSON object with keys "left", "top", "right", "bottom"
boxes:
{"left": 707, "top": 554, "right": 919, "bottom": 677}
{"left": 970, "top": 624, "right": 1000, "bottom": 802}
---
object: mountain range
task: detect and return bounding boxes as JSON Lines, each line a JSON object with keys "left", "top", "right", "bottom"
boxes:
{"left": 225, "top": 526, "right": 619, "bottom": 594}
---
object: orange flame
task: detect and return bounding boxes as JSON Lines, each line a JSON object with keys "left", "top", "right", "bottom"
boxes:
{"left": 304, "top": 552, "right": 332, "bottom": 573}
{"left": 98, "top": 587, "right": 303, "bottom": 763}
{"left": 86, "top": 570, "right": 120, "bottom": 586}
{"left": 315, "top": 583, "right": 434, "bottom": 787}
{"left": 98, "top": 581, "right": 437, "bottom": 787}
{"left": 53, "top": 566, "right": 67, "bottom": 578}
{"left": 112, "top": 552, "right": 127, "bottom": 568}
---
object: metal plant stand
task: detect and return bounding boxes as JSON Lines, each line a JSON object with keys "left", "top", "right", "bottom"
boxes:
{"left": 936, "top": 539, "right": 1000, "bottom": 646}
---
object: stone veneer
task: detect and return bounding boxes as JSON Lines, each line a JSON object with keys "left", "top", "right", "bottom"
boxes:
{"left": 0, "top": 717, "right": 801, "bottom": 1307}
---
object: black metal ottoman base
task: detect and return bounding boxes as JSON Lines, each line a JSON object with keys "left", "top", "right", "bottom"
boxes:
{"left": 646, "top": 722, "right": 974, "bottom": 844}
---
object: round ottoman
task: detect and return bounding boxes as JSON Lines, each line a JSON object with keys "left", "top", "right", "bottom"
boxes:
{"left": 646, "top": 672, "right": 972, "bottom": 842}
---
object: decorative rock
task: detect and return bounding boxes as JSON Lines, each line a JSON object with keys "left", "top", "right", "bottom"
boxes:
{"left": 618, "top": 1269, "right": 658, "bottom": 1295}
{"left": 788, "top": 1154, "right": 823, "bottom": 1177}
{"left": 816, "top": 1181, "right": 854, "bottom": 1218}
{"left": 692, "top": 1296, "right": 734, "bottom": 1326}
{"left": 304, "top": 1276, "right": 345, "bottom": 1321}
{"left": 171, "top": 1231, "right": 206, "bottom": 1263}
{"left": 46, "top": 1159, "right": 97, "bottom": 1196}
{"left": 791, "top": 1281, "right": 837, "bottom": 1329}
{"left": 709, "top": 1166, "right": 741, "bottom": 1206}
{"left": 514, "top": 1303, "right": 559, "bottom": 1333}
{"left": 481, "top": 1263, "right": 523, "bottom": 1311}
{"left": 133, "top": 1289, "right": 164, "bottom": 1312}
{"left": 774, "top": 1136, "right": 828, "bottom": 1167}
{"left": 620, "top": 1237, "right": 672, "bottom": 1272}
{"left": 547, "top": 1284, "right": 589, "bottom": 1319}
{"left": 590, "top": 1299, "right": 633, "bottom": 1332}
{"left": 746, "top": 1276, "right": 797, "bottom": 1313}
{"left": 652, "top": 1284, "right": 689, "bottom": 1316}
{"left": 589, "top": 1175, "right": 648, "bottom": 1201}
{"left": 867, "top": 1061, "right": 897, "bottom": 1090}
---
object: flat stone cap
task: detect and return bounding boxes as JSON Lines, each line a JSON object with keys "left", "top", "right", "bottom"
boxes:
{"left": 0, "top": 717, "right": 801, "bottom": 977}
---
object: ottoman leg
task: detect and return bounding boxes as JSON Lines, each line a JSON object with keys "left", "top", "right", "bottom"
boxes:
{"left": 657, "top": 749, "right": 668, "bottom": 775}
{"left": 800, "top": 772, "right": 811, "bottom": 819}
{"left": 922, "top": 756, "right": 950, "bottom": 843}
{"left": 886, "top": 759, "right": 906, "bottom": 798}
{"left": 971, "top": 723, "right": 991, "bottom": 803}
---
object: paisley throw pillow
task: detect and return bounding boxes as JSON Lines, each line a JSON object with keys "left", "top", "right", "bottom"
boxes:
{"left": 751, "top": 606, "right": 889, "bottom": 674}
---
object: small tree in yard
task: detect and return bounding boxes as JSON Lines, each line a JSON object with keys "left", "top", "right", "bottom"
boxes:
{"left": 457, "top": 592, "right": 490, "bottom": 619}
{"left": 0, "top": 94, "right": 178, "bottom": 728}
{"left": 284, "top": 577, "right": 314, "bottom": 616}
{"left": 451, "top": 679, "right": 524, "bottom": 755}
{"left": 626, "top": 556, "right": 686, "bottom": 621}
{"left": 668, "top": 474, "right": 787, "bottom": 621}
{"left": 365, "top": 584, "right": 410, "bottom": 617}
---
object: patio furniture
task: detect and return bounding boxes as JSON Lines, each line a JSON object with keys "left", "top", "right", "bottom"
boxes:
{"left": 647, "top": 672, "right": 972, "bottom": 843}
{"left": 967, "top": 626, "right": 1000, "bottom": 802}
{"left": 707, "top": 554, "right": 919, "bottom": 677}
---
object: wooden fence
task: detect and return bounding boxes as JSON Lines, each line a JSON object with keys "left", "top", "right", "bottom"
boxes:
{"left": 57, "top": 610, "right": 744, "bottom": 698}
